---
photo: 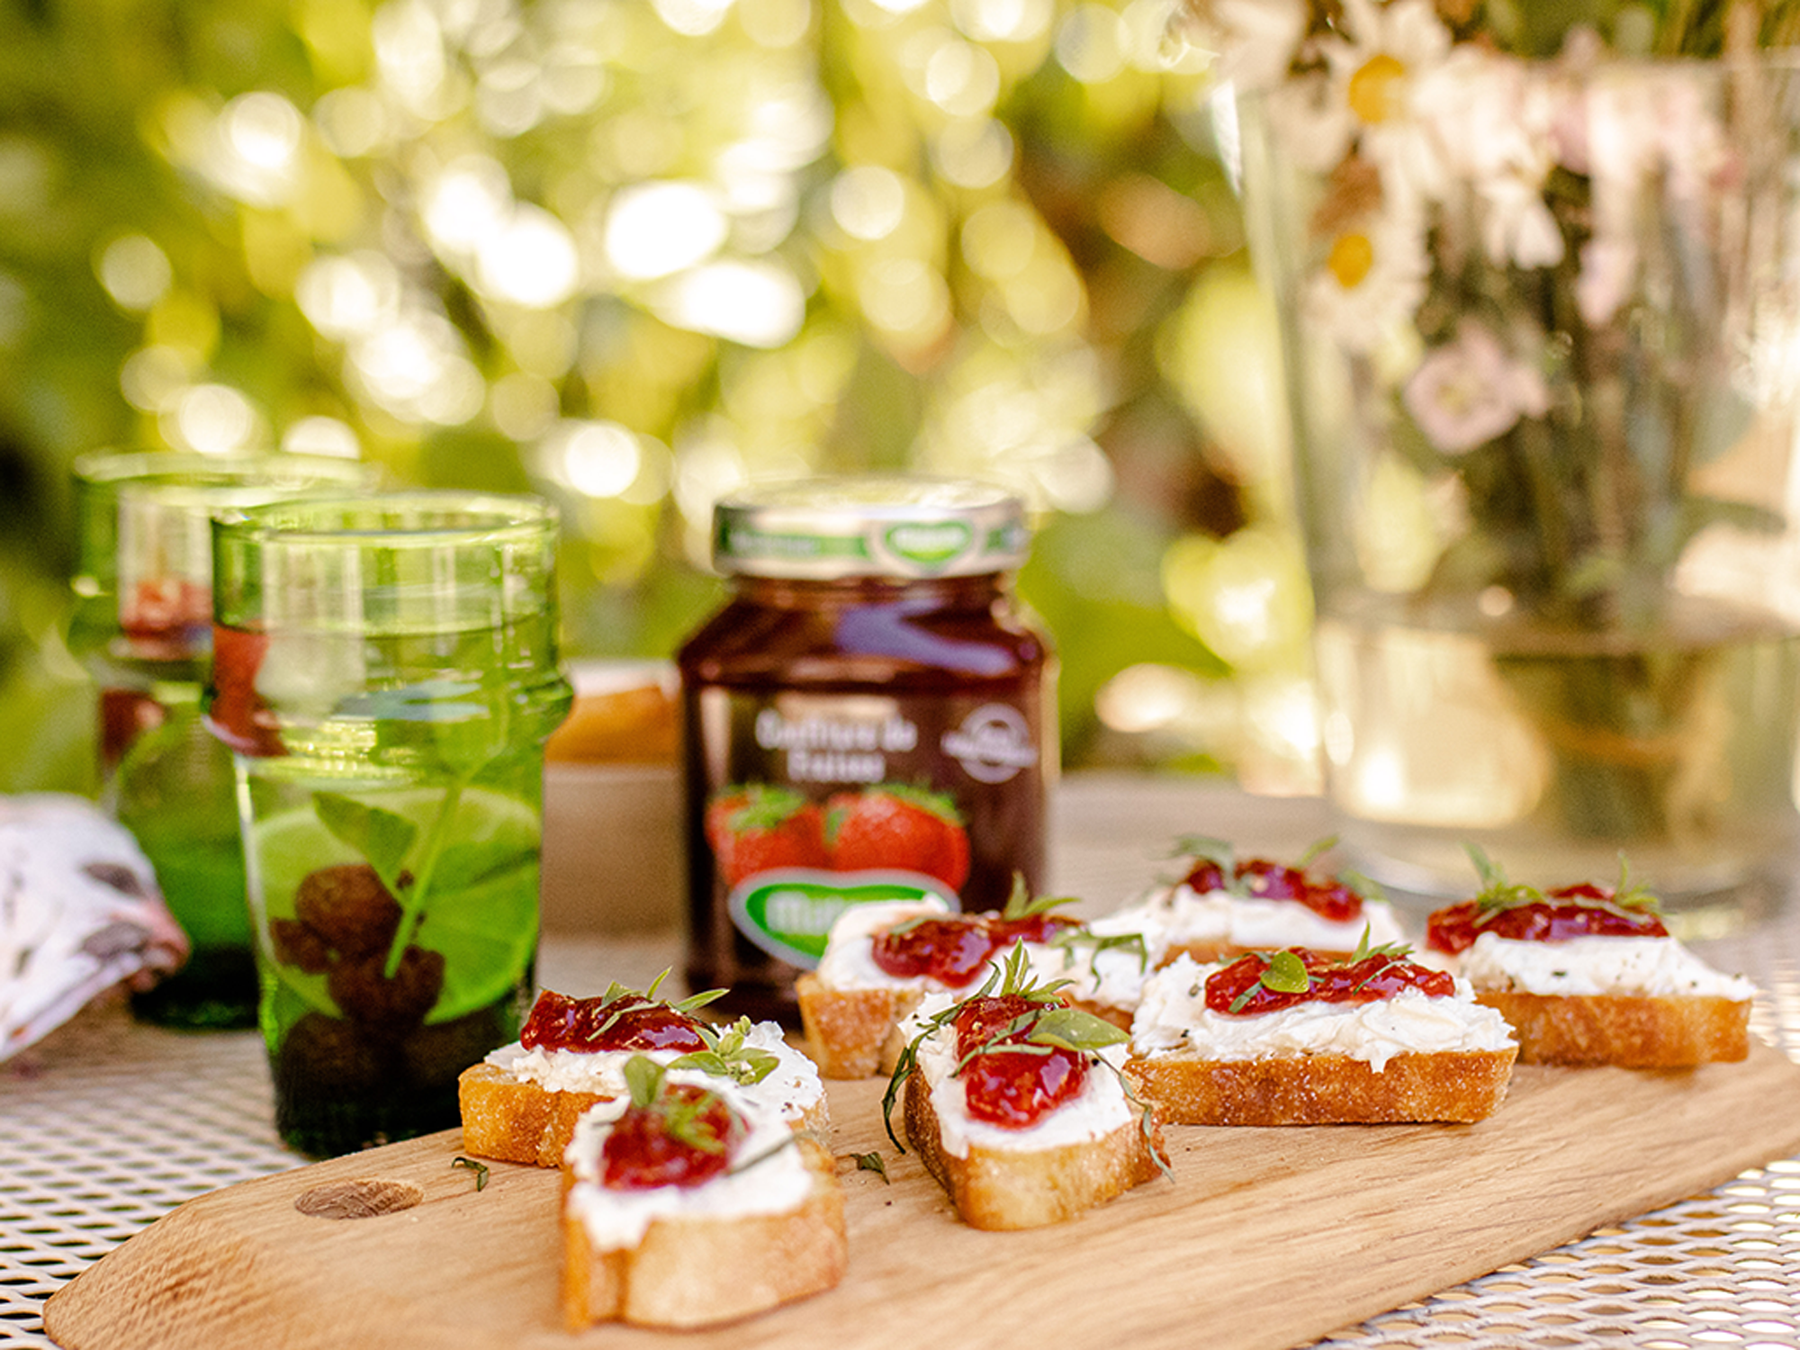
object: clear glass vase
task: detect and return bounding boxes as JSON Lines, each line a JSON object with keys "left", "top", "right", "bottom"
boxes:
{"left": 1237, "top": 53, "right": 1800, "bottom": 916}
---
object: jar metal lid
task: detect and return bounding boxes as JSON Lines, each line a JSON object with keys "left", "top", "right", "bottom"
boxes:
{"left": 712, "top": 475, "right": 1030, "bottom": 580}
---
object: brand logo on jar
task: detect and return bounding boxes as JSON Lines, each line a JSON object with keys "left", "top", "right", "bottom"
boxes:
{"left": 884, "top": 521, "right": 970, "bottom": 568}
{"left": 728, "top": 875, "right": 954, "bottom": 967}
{"left": 941, "top": 704, "right": 1036, "bottom": 783}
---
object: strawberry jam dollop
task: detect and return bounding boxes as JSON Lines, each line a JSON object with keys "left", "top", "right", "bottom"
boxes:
{"left": 1186, "top": 857, "right": 1363, "bottom": 923}
{"left": 600, "top": 1083, "right": 741, "bottom": 1189}
{"left": 520, "top": 989, "right": 708, "bottom": 1053}
{"left": 953, "top": 993, "right": 1087, "bottom": 1128}
{"left": 871, "top": 911, "right": 1078, "bottom": 987}
{"left": 1426, "top": 885, "right": 1668, "bottom": 955}
{"left": 1204, "top": 948, "right": 1455, "bottom": 1017}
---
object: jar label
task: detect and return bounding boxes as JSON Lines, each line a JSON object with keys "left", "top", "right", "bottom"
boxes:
{"left": 689, "top": 686, "right": 1048, "bottom": 971}
{"left": 727, "top": 873, "right": 952, "bottom": 968}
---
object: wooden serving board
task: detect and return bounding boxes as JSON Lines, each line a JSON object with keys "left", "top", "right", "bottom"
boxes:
{"left": 47, "top": 1042, "right": 1800, "bottom": 1350}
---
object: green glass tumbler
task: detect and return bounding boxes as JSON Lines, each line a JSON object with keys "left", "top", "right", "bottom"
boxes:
{"left": 68, "top": 450, "right": 379, "bottom": 1030}
{"left": 207, "top": 492, "right": 572, "bottom": 1157}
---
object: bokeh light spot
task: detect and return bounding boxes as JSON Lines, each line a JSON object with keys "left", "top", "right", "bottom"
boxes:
{"left": 605, "top": 181, "right": 728, "bottom": 281}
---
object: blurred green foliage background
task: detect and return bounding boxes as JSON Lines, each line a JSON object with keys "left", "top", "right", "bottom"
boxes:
{"left": 0, "top": 0, "right": 1317, "bottom": 796}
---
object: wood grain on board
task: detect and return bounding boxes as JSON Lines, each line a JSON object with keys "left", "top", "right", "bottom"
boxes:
{"left": 47, "top": 1041, "right": 1800, "bottom": 1350}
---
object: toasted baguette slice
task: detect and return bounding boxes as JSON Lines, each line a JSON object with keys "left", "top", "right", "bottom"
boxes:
{"left": 1125, "top": 1048, "right": 1517, "bottom": 1126}
{"left": 457, "top": 1053, "right": 830, "bottom": 1167}
{"left": 1474, "top": 991, "right": 1750, "bottom": 1068}
{"left": 458, "top": 1062, "right": 608, "bottom": 1167}
{"left": 901, "top": 1068, "right": 1163, "bottom": 1230}
{"left": 796, "top": 973, "right": 922, "bottom": 1079}
{"left": 560, "top": 1136, "right": 846, "bottom": 1330}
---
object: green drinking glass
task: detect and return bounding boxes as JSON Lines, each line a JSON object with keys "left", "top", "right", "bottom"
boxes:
{"left": 68, "top": 450, "right": 379, "bottom": 1030}
{"left": 207, "top": 492, "right": 572, "bottom": 1157}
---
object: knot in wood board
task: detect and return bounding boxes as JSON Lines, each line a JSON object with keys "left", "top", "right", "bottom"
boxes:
{"left": 294, "top": 1178, "right": 424, "bottom": 1219}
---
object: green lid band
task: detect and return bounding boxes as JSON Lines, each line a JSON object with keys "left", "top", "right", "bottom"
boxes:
{"left": 712, "top": 475, "right": 1030, "bottom": 580}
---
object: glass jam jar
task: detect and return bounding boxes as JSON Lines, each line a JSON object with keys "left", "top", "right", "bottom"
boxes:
{"left": 679, "top": 476, "right": 1056, "bottom": 1022}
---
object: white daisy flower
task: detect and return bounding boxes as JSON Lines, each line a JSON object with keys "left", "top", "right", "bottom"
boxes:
{"left": 1303, "top": 207, "right": 1430, "bottom": 355}
{"left": 1312, "top": 0, "right": 1457, "bottom": 207}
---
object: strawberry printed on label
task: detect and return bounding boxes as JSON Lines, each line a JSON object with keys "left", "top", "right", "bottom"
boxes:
{"left": 704, "top": 785, "right": 830, "bottom": 888}
{"left": 826, "top": 784, "right": 971, "bottom": 892}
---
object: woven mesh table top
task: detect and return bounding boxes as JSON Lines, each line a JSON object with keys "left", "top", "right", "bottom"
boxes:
{"left": 4, "top": 777, "right": 1798, "bottom": 1350}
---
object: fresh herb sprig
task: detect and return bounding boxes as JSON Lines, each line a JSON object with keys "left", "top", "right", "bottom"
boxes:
{"left": 620, "top": 969, "right": 730, "bottom": 1016}
{"left": 997, "top": 871, "right": 1079, "bottom": 922}
{"left": 1218, "top": 927, "right": 1420, "bottom": 1012}
{"left": 1165, "top": 834, "right": 1344, "bottom": 897}
{"left": 669, "top": 1016, "right": 781, "bottom": 1086}
{"left": 1048, "top": 926, "right": 1151, "bottom": 975}
{"left": 879, "top": 944, "right": 1169, "bottom": 1179}
{"left": 849, "top": 1150, "right": 889, "bottom": 1182}
{"left": 1464, "top": 844, "right": 1662, "bottom": 924}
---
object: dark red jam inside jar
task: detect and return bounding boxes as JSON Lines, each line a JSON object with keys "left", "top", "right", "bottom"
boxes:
{"left": 600, "top": 1083, "right": 741, "bottom": 1189}
{"left": 1426, "top": 887, "right": 1669, "bottom": 955}
{"left": 520, "top": 989, "right": 708, "bottom": 1054}
{"left": 1205, "top": 948, "right": 1455, "bottom": 1017}
{"left": 680, "top": 477, "right": 1053, "bottom": 1024}
{"left": 954, "top": 993, "right": 1087, "bottom": 1128}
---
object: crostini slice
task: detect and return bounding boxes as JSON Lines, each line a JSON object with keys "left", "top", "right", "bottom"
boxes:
{"left": 459, "top": 976, "right": 827, "bottom": 1166}
{"left": 1424, "top": 849, "right": 1754, "bottom": 1068}
{"left": 1126, "top": 935, "right": 1518, "bottom": 1126}
{"left": 799, "top": 879, "right": 1155, "bottom": 1078}
{"left": 560, "top": 1056, "right": 846, "bottom": 1330}
{"left": 883, "top": 945, "right": 1168, "bottom": 1231}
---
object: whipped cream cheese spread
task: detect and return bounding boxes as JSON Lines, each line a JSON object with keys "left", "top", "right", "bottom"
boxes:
{"left": 564, "top": 1071, "right": 814, "bottom": 1251}
{"left": 1130, "top": 955, "right": 1515, "bottom": 1072}
{"left": 1103, "top": 884, "right": 1406, "bottom": 955}
{"left": 486, "top": 1020, "right": 825, "bottom": 1127}
{"left": 1028, "top": 916, "right": 1162, "bottom": 1013}
{"left": 902, "top": 991, "right": 1137, "bottom": 1158}
{"left": 1457, "top": 933, "right": 1756, "bottom": 1000}
{"left": 812, "top": 898, "right": 951, "bottom": 991}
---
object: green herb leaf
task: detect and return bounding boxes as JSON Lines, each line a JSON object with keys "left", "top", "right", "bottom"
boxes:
{"left": 1171, "top": 834, "right": 1233, "bottom": 869}
{"left": 672, "top": 1017, "right": 781, "bottom": 1086}
{"left": 428, "top": 838, "right": 538, "bottom": 894}
{"left": 673, "top": 987, "right": 730, "bottom": 1014}
{"left": 1049, "top": 927, "right": 1151, "bottom": 974}
{"left": 850, "top": 1150, "right": 889, "bottom": 1182}
{"left": 451, "top": 1156, "right": 490, "bottom": 1192}
{"left": 312, "top": 792, "right": 417, "bottom": 899}
{"left": 999, "top": 872, "right": 1077, "bottom": 922}
{"left": 1295, "top": 835, "right": 1339, "bottom": 870}
{"left": 1348, "top": 924, "right": 1412, "bottom": 964}
{"left": 1025, "top": 1005, "right": 1131, "bottom": 1053}
{"left": 1261, "top": 949, "right": 1311, "bottom": 993}
{"left": 623, "top": 1054, "right": 666, "bottom": 1108}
